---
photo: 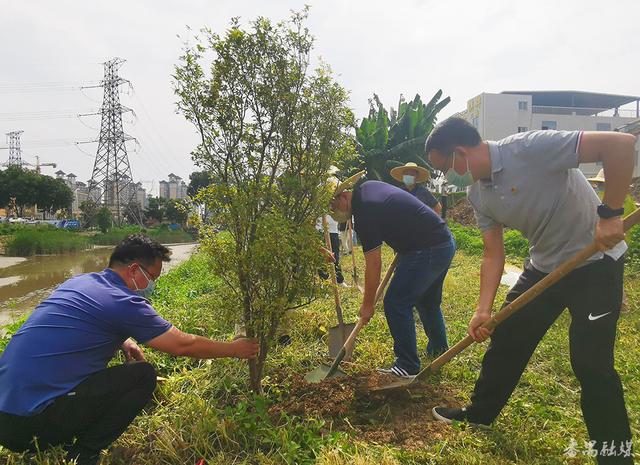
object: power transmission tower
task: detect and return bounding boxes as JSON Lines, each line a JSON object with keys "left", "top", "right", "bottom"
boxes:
{"left": 2, "top": 130, "right": 28, "bottom": 167}
{"left": 85, "top": 58, "right": 136, "bottom": 226}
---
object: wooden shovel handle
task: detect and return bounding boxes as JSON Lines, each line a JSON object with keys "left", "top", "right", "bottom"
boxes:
{"left": 322, "top": 216, "right": 344, "bottom": 325}
{"left": 419, "top": 208, "right": 640, "bottom": 379}
{"left": 375, "top": 253, "right": 398, "bottom": 304}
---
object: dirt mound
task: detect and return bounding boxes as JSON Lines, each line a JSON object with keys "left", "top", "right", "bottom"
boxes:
{"left": 270, "top": 371, "right": 463, "bottom": 448}
{"left": 447, "top": 197, "right": 476, "bottom": 226}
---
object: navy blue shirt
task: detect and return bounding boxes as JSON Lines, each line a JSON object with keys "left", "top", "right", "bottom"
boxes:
{"left": 402, "top": 184, "right": 439, "bottom": 209}
{"left": 0, "top": 269, "right": 172, "bottom": 416}
{"left": 352, "top": 180, "right": 451, "bottom": 254}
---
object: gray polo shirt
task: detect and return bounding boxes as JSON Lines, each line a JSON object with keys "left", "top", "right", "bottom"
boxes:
{"left": 468, "top": 130, "right": 626, "bottom": 273}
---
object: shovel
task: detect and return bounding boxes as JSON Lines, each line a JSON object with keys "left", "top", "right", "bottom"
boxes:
{"left": 370, "top": 208, "right": 640, "bottom": 393}
{"left": 348, "top": 220, "right": 364, "bottom": 294}
{"left": 306, "top": 252, "right": 399, "bottom": 383}
{"left": 323, "top": 216, "right": 357, "bottom": 358}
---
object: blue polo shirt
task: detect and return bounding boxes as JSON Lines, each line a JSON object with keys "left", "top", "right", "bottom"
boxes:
{"left": 352, "top": 180, "right": 451, "bottom": 254}
{"left": 0, "top": 269, "right": 172, "bottom": 416}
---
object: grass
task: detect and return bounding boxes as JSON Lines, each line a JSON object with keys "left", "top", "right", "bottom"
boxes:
{"left": 90, "top": 226, "right": 195, "bottom": 246}
{"left": 1, "top": 246, "right": 639, "bottom": 464}
{"left": 4, "top": 226, "right": 91, "bottom": 256}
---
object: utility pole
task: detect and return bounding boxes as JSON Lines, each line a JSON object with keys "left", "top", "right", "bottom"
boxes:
{"left": 85, "top": 58, "right": 136, "bottom": 226}
{"left": 2, "top": 131, "right": 30, "bottom": 168}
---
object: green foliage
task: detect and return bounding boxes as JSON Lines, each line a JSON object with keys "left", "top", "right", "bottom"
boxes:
{"left": 187, "top": 171, "right": 213, "bottom": 197}
{"left": 351, "top": 91, "right": 450, "bottom": 182}
{"left": 90, "top": 226, "right": 195, "bottom": 246}
{"left": 0, "top": 223, "right": 26, "bottom": 236}
{"left": 79, "top": 200, "right": 98, "bottom": 228}
{"left": 4, "top": 227, "right": 91, "bottom": 256}
{"left": 145, "top": 196, "right": 166, "bottom": 223}
{"left": 96, "top": 207, "right": 112, "bottom": 233}
{"left": 164, "top": 199, "right": 190, "bottom": 225}
{"left": 449, "top": 222, "right": 530, "bottom": 260}
{"left": 626, "top": 225, "right": 640, "bottom": 275}
{"left": 174, "top": 9, "right": 353, "bottom": 391}
{"left": 0, "top": 166, "right": 73, "bottom": 216}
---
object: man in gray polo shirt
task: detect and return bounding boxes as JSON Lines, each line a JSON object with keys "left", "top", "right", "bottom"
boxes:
{"left": 425, "top": 117, "right": 635, "bottom": 464}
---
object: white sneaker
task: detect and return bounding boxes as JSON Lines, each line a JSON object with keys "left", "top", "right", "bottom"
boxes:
{"left": 377, "top": 365, "right": 416, "bottom": 379}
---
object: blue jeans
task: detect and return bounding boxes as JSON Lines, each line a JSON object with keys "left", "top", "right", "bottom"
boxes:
{"left": 383, "top": 236, "right": 456, "bottom": 374}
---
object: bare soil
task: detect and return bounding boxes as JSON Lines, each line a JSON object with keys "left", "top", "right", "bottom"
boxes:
{"left": 270, "top": 370, "right": 463, "bottom": 448}
{"left": 446, "top": 197, "right": 476, "bottom": 227}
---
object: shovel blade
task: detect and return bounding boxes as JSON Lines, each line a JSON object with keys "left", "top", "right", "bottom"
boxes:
{"left": 304, "top": 363, "right": 347, "bottom": 383}
{"left": 328, "top": 322, "right": 356, "bottom": 359}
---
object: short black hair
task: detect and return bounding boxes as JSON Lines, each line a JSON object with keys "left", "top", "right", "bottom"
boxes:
{"left": 425, "top": 117, "right": 482, "bottom": 156}
{"left": 108, "top": 233, "right": 172, "bottom": 268}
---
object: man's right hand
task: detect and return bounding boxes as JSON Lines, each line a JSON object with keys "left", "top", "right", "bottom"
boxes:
{"left": 468, "top": 310, "right": 494, "bottom": 342}
{"left": 230, "top": 337, "right": 260, "bottom": 359}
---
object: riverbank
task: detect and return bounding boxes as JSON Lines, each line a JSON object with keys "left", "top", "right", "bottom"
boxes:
{"left": 0, "top": 243, "right": 198, "bottom": 327}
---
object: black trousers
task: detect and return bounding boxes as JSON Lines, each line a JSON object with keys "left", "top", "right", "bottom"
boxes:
{"left": 467, "top": 256, "right": 633, "bottom": 464}
{"left": 0, "top": 361, "right": 156, "bottom": 465}
{"left": 329, "top": 232, "right": 344, "bottom": 284}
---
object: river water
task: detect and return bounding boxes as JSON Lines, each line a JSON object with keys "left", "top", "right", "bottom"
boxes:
{"left": 0, "top": 243, "right": 197, "bottom": 326}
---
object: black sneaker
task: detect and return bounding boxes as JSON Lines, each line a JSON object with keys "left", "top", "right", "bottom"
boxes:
{"left": 432, "top": 406, "right": 469, "bottom": 424}
{"left": 377, "top": 365, "right": 416, "bottom": 379}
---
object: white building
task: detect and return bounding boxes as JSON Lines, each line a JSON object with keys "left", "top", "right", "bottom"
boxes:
{"left": 159, "top": 173, "right": 188, "bottom": 200}
{"left": 461, "top": 90, "right": 640, "bottom": 177}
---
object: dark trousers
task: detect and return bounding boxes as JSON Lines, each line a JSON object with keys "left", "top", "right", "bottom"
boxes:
{"left": 320, "top": 232, "right": 344, "bottom": 284}
{"left": 0, "top": 361, "right": 156, "bottom": 465}
{"left": 467, "top": 256, "right": 633, "bottom": 464}
{"left": 329, "top": 232, "right": 344, "bottom": 284}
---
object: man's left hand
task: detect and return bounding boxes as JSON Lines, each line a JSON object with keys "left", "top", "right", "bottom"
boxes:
{"left": 595, "top": 216, "right": 624, "bottom": 251}
{"left": 122, "top": 338, "right": 145, "bottom": 362}
{"left": 359, "top": 302, "right": 375, "bottom": 325}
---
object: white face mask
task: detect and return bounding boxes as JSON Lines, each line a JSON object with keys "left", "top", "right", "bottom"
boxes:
{"left": 402, "top": 174, "right": 416, "bottom": 186}
{"left": 445, "top": 153, "right": 474, "bottom": 188}
{"left": 133, "top": 266, "right": 156, "bottom": 299}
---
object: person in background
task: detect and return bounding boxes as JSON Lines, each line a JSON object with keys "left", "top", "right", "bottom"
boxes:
{"left": 317, "top": 214, "right": 347, "bottom": 286}
{"left": 390, "top": 162, "right": 442, "bottom": 216}
{"left": 0, "top": 234, "right": 258, "bottom": 465}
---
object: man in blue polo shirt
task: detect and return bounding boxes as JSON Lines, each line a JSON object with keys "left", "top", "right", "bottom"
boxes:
{"left": 0, "top": 234, "right": 258, "bottom": 465}
{"left": 330, "top": 172, "right": 456, "bottom": 378}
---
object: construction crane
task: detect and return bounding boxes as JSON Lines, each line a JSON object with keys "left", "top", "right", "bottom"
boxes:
{"left": 34, "top": 155, "right": 56, "bottom": 174}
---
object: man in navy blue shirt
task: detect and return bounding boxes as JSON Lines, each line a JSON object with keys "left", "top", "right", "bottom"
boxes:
{"left": 330, "top": 172, "right": 456, "bottom": 379}
{"left": 0, "top": 234, "right": 258, "bottom": 465}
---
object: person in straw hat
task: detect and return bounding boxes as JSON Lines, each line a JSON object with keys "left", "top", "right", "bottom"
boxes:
{"left": 317, "top": 166, "right": 347, "bottom": 286}
{"left": 329, "top": 170, "right": 456, "bottom": 379}
{"left": 390, "top": 162, "right": 442, "bottom": 216}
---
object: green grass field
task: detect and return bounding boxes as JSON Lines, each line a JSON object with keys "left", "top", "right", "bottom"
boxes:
{"left": 1, "top": 246, "right": 638, "bottom": 464}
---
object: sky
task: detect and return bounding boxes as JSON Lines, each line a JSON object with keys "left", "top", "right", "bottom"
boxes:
{"left": 1, "top": 0, "right": 638, "bottom": 195}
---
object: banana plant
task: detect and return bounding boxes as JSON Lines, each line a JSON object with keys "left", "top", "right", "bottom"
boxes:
{"left": 350, "top": 90, "right": 450, "bottom": 183}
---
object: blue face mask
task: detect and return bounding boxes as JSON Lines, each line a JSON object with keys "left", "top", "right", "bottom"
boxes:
{"left": 134, "top": 266, "right": 156, "bottom": 299}
{"left": 445, "top": 153, "right": 474, "bottom": 188}
{"left": 402, "top": 174, "right": 416, "bottom": 186}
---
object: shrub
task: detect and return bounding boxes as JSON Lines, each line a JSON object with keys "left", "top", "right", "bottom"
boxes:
{"left": 4, "top": 227, "right": 91, "bottom": 256}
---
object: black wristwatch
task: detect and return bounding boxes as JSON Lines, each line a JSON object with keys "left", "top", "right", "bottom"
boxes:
{"left": 597, "top": 203, "right": 624, "bottom": 219}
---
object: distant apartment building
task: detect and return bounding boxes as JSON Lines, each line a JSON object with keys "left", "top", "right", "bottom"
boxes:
{"left": 159, "top": 173, "right": 188, "bottom": 200}
{"left": 55, "top": 170, "right": 146, "bottom": 215}
{"left": 460, "top": 90, "right": 640, "bottom": 177}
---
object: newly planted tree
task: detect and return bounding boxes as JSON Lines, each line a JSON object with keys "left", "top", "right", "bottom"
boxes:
{"left": 349, "top": 92, "right": 450, "bottom": 182}
{"left": 174, "top": 10, "right": 353, "bottom": 391}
